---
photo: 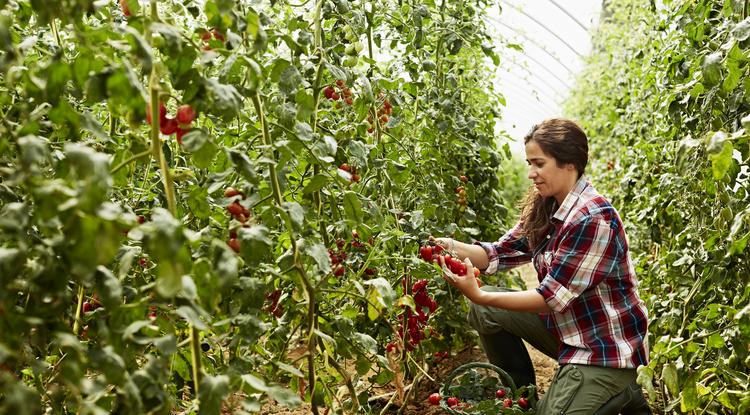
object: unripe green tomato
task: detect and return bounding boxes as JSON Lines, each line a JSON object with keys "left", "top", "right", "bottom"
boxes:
{"left": 719, "top": 192, "right": 730, "bottom": 204}
{"left": 721, "top": 207, "right": 733, "bottom": 222}
{"left": 354, "top": 41, "right": 364, "bottom": 53}
{"left": 343, "top": 56, "right": 357, "bottom": 67}
{"left": 152, "top": 33, "right": 165, "bottom": 49}
{"left": 727, "top": 353, "right": 739, "bottom": 367}
{"left": 345, "top": 43, "right": 355, "bottom": 55}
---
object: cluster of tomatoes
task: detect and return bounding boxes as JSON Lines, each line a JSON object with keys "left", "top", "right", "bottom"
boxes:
{"left": 200, "top": 28, "right": 225, "bottom": 51}
{"left": 455, "top": 175, "right": 469, "bottom": 211}
{"left": 419, "top": 243, "right": 480, "bottom": 279}
{"left": 366, "top": 93, "right": 393, "bottom": 134}
{"left": 323, "top": 79, "right": 354, "bottom": 106}
{"left": 264, "top": 289, "right": 283, "bottom": 318}
{"left": 81, "top": 294, "right": 102, "bottom": 314}
{"left": 119, "top": 0, "right": 131, "bottom": 17}
{"left": 428, "top": 388, "right": 530, "bottom": 411}
{"left": 327, "top": 231, "right": 376, "bottom": 278}
{"left": 338, "top": 163, "right": 360, "bottom": 183}
{"left": 224, "top": 187, "right": 250, "bottom": 253}
{"left": 146, "top": 102, "right": 196, "bottom": 144}
{"left": 386, "top": 279, "right": 438, "bottom": 352}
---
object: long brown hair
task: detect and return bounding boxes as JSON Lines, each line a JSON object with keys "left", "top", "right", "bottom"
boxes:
{"left": 519, "top": 118, "right": 589, "bottom": 249}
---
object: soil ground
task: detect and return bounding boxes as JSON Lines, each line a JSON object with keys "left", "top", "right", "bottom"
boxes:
{"left": 257, "top": 264, "right": 557, "bottom": 414}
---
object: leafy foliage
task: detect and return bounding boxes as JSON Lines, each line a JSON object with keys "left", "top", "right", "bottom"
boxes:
{"left": 0, "top": 0, "right": 523, "bottom": 413}
{"left": 565, "top": 0, "right": 750, "bottom": 412}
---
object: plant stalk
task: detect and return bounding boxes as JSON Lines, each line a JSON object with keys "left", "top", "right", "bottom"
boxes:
{"left": 252, "top": 91, "right": 319, "bottom": 415}
{"left": 147, "top": 0, "right": 201, "bottom": 400}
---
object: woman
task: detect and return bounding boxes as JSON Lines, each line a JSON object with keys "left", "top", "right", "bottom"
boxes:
{"left": 433, "top": 118, "right": 650, "bottom": 414}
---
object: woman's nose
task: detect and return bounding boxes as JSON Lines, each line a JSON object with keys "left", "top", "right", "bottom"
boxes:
{"left": 528, "top": 168, "right": 537, "bottom": 179}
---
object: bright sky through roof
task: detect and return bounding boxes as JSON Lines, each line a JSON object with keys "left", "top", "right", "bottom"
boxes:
{"left": 487, "top": 0, "right": 603, "bottom": 155}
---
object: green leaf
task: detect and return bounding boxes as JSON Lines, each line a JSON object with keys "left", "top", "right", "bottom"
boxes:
{"left": 241, "top": 374, "right": 302, "bottom": 407}
{"left": 680, "top": 371, "right": 701, "bottom": 412}
{"left": 211, "top": 239, "right": 238, "bottom": 283}
{"left": 279, "top": 65, "right": 303, "bottom": 96}
{"left": 198, "top": 375, "right": 230, "bottom": 415}
{"left": 342, "top": 191, "right": 363, "bottom": 223}
{"left": 304, "top": 241, "right": 331, "bottom": 274}
{"left": 238, "top": 225, "right": 272, "bottom": 265}
{"left": 89, "top": 346, "right": 126, "bottom": 386}
{"left": 731, "top": 17, "right": 750, "bottom": 40}
{"left": 142, "top": 208, "right": 193, "bottom": 298}
{"left": 281, "top": 201, "right": 305, "bottom": 231}
{"left": 355, "top": 356, "right": 372, "bottom": 376}
{"left": 246, "top": 10, "right": 260, "bottom": 37}
{"left": 707, "top": 332, "right": 725, "bottom": 348}
{"left": 274, "top": 361, "right": 304, "bottom": 378}
{"left": 661, "top": 362, "right": 679, "bottom": 397}
{"left": 636, "top": 365, "right": 656, "bottom": 400}
{"left": 93, "top": 266, "right": 122, "bottom": 310}
{"left": 181, "top": 128, "right": 209, "bottom": 152}
{"left": 227, "top": 148, "right": 259, "bottom": 183}
{"left": 302, "top": 174, "right": 328, "bottom": 194}
{"left": 702, "top": 52, "right": 723, "bottom": 87}
{"left": 204, "top": 78, "right": 242, "bottom": 120}
{"left": 709, "top": 141, "right": 734, "bottom": 179}
{"left": 325, "top": 62, "right": 347, "bottom": 84}
{"left": 351, "top": 332, "right": 377, "bottom": 354}
{"left": 175, "top": 305, "right": 208, "bottom": 330}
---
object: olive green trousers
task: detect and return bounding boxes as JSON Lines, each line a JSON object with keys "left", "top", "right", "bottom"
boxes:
{"left": 467, "top": 286, "right": 638, "bottom": 414}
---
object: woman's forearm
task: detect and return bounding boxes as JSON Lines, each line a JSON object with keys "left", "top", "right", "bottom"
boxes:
{"left": 473, "top": 289, "right": 551, "bottom": 313}
{"left": 452, "top": 240, "right": 490, "bottom": 270}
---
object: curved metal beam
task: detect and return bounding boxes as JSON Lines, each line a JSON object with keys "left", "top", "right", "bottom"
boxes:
{"left": 497, "top": 83, "right": 559, "bottom": 114}
{"left": 502, "top": 55, "right": 571, "bottom": 93}
{"left": 499, "top": 0, "right": 585, "bottom": 58}
{"left": 496, "top": 69, "right": 562, "bottom": 106}
{"left": 488, "top": 16, "right": 577, "bottom": 76}
{"left": 548, "top": 0, "right": 590, "bottom": 32}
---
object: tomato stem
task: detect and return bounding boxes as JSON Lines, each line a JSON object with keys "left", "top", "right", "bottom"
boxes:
{"left": 146, "top": 0, "right": 202, "bottom": 400}
{"left": 72, "top": 284, "right": 84, "bottom": 336}
{"left": 252, "top": 91, "right": 320, "bottom": 414}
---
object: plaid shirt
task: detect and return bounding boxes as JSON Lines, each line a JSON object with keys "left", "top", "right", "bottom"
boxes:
{"left": 477, "top": 177, "right": 649, "bottom": 368}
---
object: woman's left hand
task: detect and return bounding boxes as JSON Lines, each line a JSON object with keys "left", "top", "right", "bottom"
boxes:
{"left": 439, "top": 256, "right": 482, "bottom": 303}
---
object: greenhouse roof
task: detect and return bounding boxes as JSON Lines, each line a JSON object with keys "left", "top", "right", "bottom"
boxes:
{"left": 488, "top": 0, "right": 602, "bottom": 154}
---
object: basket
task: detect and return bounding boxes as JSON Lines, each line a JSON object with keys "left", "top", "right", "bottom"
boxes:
{"left": 439, "top": 362, "right": 517, "bottom": 414}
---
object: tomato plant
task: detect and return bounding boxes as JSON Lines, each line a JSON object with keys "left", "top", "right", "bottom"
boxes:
{"left": 566, "top": 0, "right": 750, "bottom": 413}
{"left": 0, "top": 0, "right": 523, "bottom": 414}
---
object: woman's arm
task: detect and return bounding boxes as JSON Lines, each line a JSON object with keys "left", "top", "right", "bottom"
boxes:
{"left": 430, "top": 236, "right": 490, "bottom": 269}
{"left": 441, "top": 257, "right": 551, "bottom": 313}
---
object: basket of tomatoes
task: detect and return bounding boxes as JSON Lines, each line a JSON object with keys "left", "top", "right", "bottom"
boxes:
{"left": 429, "top": 362, "right": 536, "bottom": 414}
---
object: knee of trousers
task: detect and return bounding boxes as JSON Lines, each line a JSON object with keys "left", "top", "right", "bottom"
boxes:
{"left": 467, "top": 301, "right": 509, "bottom": 335}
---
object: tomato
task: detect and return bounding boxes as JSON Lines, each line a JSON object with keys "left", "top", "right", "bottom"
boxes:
{"left": 428, "top": 392, "right": 441, "bottom": 405}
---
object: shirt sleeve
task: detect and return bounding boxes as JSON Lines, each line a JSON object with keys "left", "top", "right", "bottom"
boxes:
{"left": 474, "top": 222, "right": 532, "bottom": 274}
{"left": 536, "top": 213, "right": 622, "bottom": 313}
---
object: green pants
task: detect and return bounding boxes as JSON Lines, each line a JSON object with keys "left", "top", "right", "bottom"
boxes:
{"left": 467, "top": 286, "right": 638, "bottom": 414}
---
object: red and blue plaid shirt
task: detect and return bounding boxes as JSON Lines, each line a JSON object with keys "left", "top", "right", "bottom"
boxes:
{"left": 477, "top": 177, "right": 649, "bottom": 368}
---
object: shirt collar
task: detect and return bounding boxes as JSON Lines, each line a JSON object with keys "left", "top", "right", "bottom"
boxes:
{"left": 552, "top": 175, "right": 589, "bottom": 223}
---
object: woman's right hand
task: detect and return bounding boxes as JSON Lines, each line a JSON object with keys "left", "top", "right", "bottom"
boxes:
{"left": 429, "top": 236, "right": 454, "bottom": 253}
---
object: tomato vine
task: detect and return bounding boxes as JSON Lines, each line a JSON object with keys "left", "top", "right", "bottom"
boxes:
{"left": 0, "top": 0, "right": 523, "bottom": 413}
{"left": 566, "top": 0, "right": 750, "bottom": 413}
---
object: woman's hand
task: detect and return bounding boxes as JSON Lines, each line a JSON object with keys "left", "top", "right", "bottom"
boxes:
{"left": 439, "top": 256, "right": 483, "bottom": 303}
{"left": 429, "top": 235, "right": 454, "bottom": 253}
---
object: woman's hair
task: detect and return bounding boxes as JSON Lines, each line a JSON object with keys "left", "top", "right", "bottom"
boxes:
{"left": 518, "top": 118, "right": 589, "bottom": 249}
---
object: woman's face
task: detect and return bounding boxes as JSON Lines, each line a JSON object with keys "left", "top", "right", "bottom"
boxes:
{"left": 525, "top": 140, "right": 579, "bottom": 204}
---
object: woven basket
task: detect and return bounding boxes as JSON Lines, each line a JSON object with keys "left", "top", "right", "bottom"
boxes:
{"left": 439, "top": 362, "right": 517, "bottom": 414}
